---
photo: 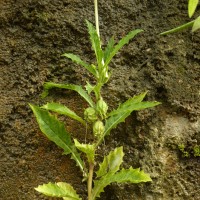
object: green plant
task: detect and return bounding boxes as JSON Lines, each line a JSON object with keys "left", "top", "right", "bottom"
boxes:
{"left": 30, "top": 1, "right": 160, "bottom": 199}
{"left": 178, "top": 144, "right": 200, "bottom": 158}
{"left": 161, "top": 0, "right": 200, "bottom": 35}
{"left": 193, "top": 145, "right": 200, "bottom": 157}
{"left": 178, "top": 144, "right": 190, "bottom": 158}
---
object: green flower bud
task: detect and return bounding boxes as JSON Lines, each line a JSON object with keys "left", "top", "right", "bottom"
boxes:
{"left": 84, "top": 107, "right": 98, "bottom": 123}
{"left": 93, "top": 120, "right": 105, "bottom": 138}
{"left": 96, "top": 98, "right": 108, "bottom": 119}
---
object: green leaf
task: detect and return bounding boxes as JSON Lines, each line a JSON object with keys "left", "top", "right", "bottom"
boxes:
{"left": 188, "top": 0, "right": 199, "bottom": 18}
{"left": 62, "top": 53, "right": 98, "bottom": 78}
{"left": 35, "top": 182, "right": 81, "bottom": 199}
{"left": 41, "top": 82, "right": 95, "bottom": 107}
{"left": 104, "top": 36, "right": 115, "bottom": 62}
{"left": 104, "top": 29, "right": 143, "bottom": 67}
{"left": 74, "top": 139, "right": 95, "bottom": 163}
{"left": 108, "top": 91, "right": 148, "bottom": 116}
{"left": 192, "top": 16, "right": 200, "bottom": 32}
{"left": 30, "top": 104, "right": 86, "bottom": 176}
{"left": 41, "top": 102, "right": 86, "bottom": 125}
{"left": 92, "top": 167, "right": 151, "bottom": 199}
{"left": 85, "top": 81, "right": 95, "bottom": 94}
{"left": 96, "top": 92, "right": 160, "bottom": 146}
{"left": 96, "top": 147, "right": 124, "bottom": 178}
{"left": 160, "top": 20, "right": 195, "bottom": 35}
{"left": 86, "top": 20, "right": 103, "bottom": 69}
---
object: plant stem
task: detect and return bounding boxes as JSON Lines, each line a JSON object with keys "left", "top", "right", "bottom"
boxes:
{"left": 88, "top": 162, "right": 94, "bottom": 200}
{"left": 94, "top": 0, "right": 100, "bottom": 37}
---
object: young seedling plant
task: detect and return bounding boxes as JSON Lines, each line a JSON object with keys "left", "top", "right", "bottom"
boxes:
{"left": 30, "top": 1, "right": 160, "bottom": 199}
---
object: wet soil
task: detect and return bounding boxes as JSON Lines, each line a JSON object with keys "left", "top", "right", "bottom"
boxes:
{"left": 0, "top": 0, "right": 200, "bottom": 199}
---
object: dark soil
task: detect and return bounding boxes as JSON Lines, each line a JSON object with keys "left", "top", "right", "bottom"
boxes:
{"left": 0, "top": 0, "right": 200, "bottom": 199}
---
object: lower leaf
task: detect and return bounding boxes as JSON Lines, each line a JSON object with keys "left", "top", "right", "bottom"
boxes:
{"left": 35, "top": 182, "right": 81, "bottom": 200}
{"left": 92, "top": 167, "right": 151, "bottom": 199}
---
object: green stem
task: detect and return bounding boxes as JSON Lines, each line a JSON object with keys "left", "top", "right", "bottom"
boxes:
{"left": 88, "top": 162, "right": 94, "bottom": 200}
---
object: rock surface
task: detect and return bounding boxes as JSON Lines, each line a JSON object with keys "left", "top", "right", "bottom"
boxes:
{"left": 0, "top": 0, "right": 199, "bottom": 199}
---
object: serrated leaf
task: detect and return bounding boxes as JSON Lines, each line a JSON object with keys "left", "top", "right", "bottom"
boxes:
{"left": 188, "top": 0, "right": 199, "bottom": 18}
{"left": 104, "top": 36, "right": 115, "bottom": 62}
{"left": 41, "top": 82, "right": 95, "bottom": 107}
{"left": 86, "top": 20, "right": 103, "bottom": 68}
{"left": 96, "top": 93, "right": 160, "bottom": 146}
{"left": 62, "top": 53, "right": 98, "bottom": 78}
{"left": 92, "top": 167, "right": 151, "bottom": 199}
{"left": 96, "top": 147, "right": 124, "bottom": 178}
{"left": 192, "top": 16, "right": 200, "bottom": 32}
{"left": 108, "top": 91, "right": 148, "bottom": 116}
{"left": 74, "top": 139, "right": 95, "bottom": 163}
{"left": 30, "top": 104, "right": 85, "bottom": 176}
{"left": 41, "top": 102, "right": 85, "bottom": 125}
{"left": 85, "top": 81, "right": 95, "bottom": 94}
{"left": 104, "top": 29, "right": 143, "bottom": 67}
{"left": 35, "top": 182, "right": 81, "bottom": 199}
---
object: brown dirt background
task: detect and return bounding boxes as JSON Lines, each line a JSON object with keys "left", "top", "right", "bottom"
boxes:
{"left": 0, "top": 0, "right": 200, "bottom": 199}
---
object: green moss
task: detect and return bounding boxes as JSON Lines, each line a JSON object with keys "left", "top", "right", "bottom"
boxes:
{"left": 178, "top": 144, "right": 200, "bottom": 158}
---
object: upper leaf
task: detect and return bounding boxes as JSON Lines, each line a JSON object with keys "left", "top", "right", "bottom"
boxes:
{"left": 92, "top": 167, "right": 151, "bottom": 199}
{"left": 62, "top": 53, "right": 98, "bottom": 78}
{"left": 41, "top": 102, "right": 85, "bottom": 125}
{"left": 30, "top": 104, "right": 85, "bottom": 176}
{"left": 103, "top": 36, "right": 115, "bottom": 63}
{"left": 108, "top": 91, "right": 147, "bottom": 116}
{"left": 96, "top": 92, "right": 161, "bottom": 146}
{"left": 104, "top": 29, "right": 143, "bottom": 67}
{"left": 41, "top": 82, "right": 95, "bottom": 107}
{"left": 188, "top": 0, "right": 199, "bottom": 18}
{"left": 192, "top": 16, "right": 200, "bottom": 32}
{"left": 35, "top": 182, "right": 81, "bottom": 199}
{"left": 96, "top": 146, "right": 124, "bottom": 178}
{"left": 86, "top": 20, "right": 103, "bottom": 69}
{"left": 74, "top": 139, "right": 95, "bottom": 163}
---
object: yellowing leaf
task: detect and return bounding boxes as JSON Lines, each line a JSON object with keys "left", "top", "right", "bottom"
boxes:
{"left": 35, "top": 182, "right": 81, "bottom": 199}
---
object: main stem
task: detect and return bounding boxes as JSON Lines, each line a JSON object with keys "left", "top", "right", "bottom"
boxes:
{"left": 94, "top": 0, "right": 100, "bottom": 37}
{"left": 88, "top": 162, "right": 94, "bottom": 200}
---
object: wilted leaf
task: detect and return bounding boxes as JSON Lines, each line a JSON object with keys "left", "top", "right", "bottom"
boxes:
{"left": 35, "top": 182, "right": 81, "bottom": 199}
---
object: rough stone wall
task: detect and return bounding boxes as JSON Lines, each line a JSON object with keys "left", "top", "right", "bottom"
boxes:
{"left": 0, "top": 0, "right": 199, "bottom": 199}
